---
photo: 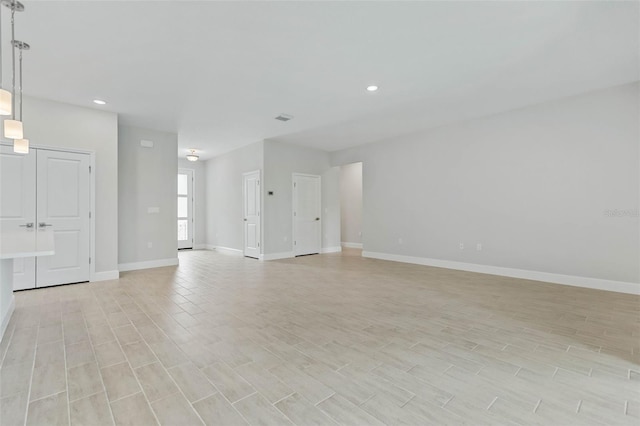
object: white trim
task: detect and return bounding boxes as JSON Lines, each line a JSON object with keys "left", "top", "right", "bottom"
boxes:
{"left": 362, "top": 251, "right": 640, "bottom": 295}
{"left": 0, "top": 295, "right": 15, "bottom": 343}
{"left": 89, "top": 153, "right": 96, "bottom": 283}
{"left": 193, "top": 244, "right": 208, "bottom": 250}
{"left": 341, "top": 242, "right": 363, "bottom": 249}
{"left": 262, "top": 252, "right": 294, "bottom": 261}
{"left": 91, "top": 270, "right": 119, "bottom": 282}
{"left": 204, "top": 244, "right": 216, "bottom": 251}
{"left": 321, "top": 246, "right": 343, "bottom": 254}
{"left": 119, "top": 258, "right": 179, "bottom": 272}
{"left": 215, "top": 246, "right": 244, "bottom": 256}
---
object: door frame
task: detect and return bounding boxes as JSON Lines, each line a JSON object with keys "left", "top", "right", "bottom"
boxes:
{"left": 292, "top": 173, "right": 322, "bottom": 256}
{"left": 177, "top": 168, "right": 195, "bottom": 249}
{"left": 242, "top": 169, "right": 263, "bottom": 259}
{"left": 0, "top": 142, "right": 96, "bottom": 282}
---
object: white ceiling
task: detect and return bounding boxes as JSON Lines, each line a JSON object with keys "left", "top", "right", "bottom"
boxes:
{"left": 13, "top": 0, "right": 640, "bottom": 159}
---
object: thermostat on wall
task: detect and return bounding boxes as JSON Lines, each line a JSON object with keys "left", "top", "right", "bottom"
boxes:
{"left": 140, "top": 140, "right": 154, "bottom": 148}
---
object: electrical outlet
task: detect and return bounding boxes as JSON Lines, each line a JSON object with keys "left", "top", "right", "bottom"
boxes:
{"left": 477, "top": 243, "right": 482, "bottom": 251}
{"left": 459, "top": 243, "right": 464, "bottom": 250}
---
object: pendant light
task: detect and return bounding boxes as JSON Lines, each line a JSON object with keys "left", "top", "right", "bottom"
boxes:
{"left": 2, "top": 0, "right": 24, "bottom": 140}
{"left": 12, "top": 39, "right": 28, "bottom": 153}
{"left": 0, "top": 1, "right": 15, "bottom": 115}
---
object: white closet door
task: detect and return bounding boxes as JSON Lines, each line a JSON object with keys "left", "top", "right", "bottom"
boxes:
{"left": 0, "top": 145, "right": 36, "bottom": 289}
{"left": 293, "top": 174, "right": 321, "bottom": 256}
{"left": 243, "top": 170, "right": 261, "bottom": 259}
{"left": 36, "top": 149, "right": 90, "bottom": 287}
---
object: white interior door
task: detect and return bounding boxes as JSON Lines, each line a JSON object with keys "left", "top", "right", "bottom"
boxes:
{"left": 35, "top": 149, "right": 90, "bottom": 287}
{"left": 293, "top": 174, "right": 321, "bottom": 256}
{"left": 243, "top": 170, "right": 261, "bottom": 259}
{"left": 177, "top": 169, "right": 194, "bottom": 249}
{"left": 0, "top": 145, "right": 36, "bottom": 290}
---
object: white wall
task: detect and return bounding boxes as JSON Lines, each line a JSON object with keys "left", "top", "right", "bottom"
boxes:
{"left": 178, "top": 159, "right": 206, "bottom": 248}
{"left": 118, "top": 125, "right": 178, "bottom": 268}
{"left": 205, "top": 141, "right": 264, "bottom": 251}
{"left": 340, "top": 162, "right": 363, "bottom": 245}
{"left": 22, "top": 96, "right": 119, "bottom": 278}
{"left": 263, "top": 140, "right": 339, "bottom": 255}
{"left": 331, "top": 83, "right": 639, "bottom": 286}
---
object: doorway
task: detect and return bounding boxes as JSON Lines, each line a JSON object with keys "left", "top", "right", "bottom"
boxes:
{"left": 0, "top": 146, "right": 91, "bottom": 289}
{"left": 243, "top": 170, "right": 261, "bottom": 259}
{"left": 339, "top": 162, "right": 363, "bottom": 251}
{"left": 177, "top": 169, "right": 194, "bottom": 249}
{"left": 293, "top": 173, "right": 321, "bottom": 256}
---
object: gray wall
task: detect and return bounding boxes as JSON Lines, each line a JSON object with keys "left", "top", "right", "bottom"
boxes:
{"left": 118, "top": 125, "right": 178, "bottom": 265}
{"left": 263, "top": 140, "right": 339, "bottom": 255}
{"left": 205, "top": 141, "right": 264, "bottom": 251}
{"left": 23, "top": 96, "right": 119, "bottom": 276}
{"left": 178, "top": 158, "right": 206, "bottom": 248}
{"left": 332, "top": 82, "right": 639, "bottom": 283}
{"left": 340, "top": 162, "right": 363, "bottom": 245}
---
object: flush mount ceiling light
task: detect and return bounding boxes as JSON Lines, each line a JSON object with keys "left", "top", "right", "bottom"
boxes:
{"left": 366, "top": 85, "right": 379, "bottom": 92}
{"left": 186, "top": 149, "right": 199, "bottom": 162}
{"left": 93, "top": 99, "right": 107, "bottom": 105}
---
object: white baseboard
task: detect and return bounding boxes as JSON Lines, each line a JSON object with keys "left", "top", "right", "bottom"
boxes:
{"left": 342, "top": 242, "right": 363, "bottom": 249}
{"left": 204, "top": 244, "right": 216, "bottom": 251}
{"left": 215, "top": 246, "right": 244, "bottom": 256}
{"left": 91, "top": 270, "right": 119, "bottom": 282}
{"left": 119, "top": 258, "right": 179, "bottom": 272}
{"left": 321, "top": 246, "right": 343, "bottom": 254}
{"left": 262, "top": 252, "right": 294, "bottom": 261}
{"left": 362, "top": 251, "right": 640, "bottom": 295}
{"left": 193, "top": 244, "right": 208, "bottom": 250}
{"left": 1, "top": 295, "right": 15, "bottom": 343}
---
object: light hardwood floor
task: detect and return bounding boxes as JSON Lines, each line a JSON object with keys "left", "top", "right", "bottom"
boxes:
{"left": 0, "top": 249, "right": 638, "bottom": 425}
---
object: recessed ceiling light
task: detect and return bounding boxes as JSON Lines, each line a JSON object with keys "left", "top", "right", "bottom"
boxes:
{"left": 366, "top": 85, "right": 378, "bottom": 92}
{"left": 93, "top": 99, "right": 107, "bottom": 105}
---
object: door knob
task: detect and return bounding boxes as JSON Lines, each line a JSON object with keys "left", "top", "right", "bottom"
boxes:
{"left": 315, "top": 217, "right": 320, "bottom": 221}
{"left": 19, "top": 222, "right": 34, "bottom": 228}
{"left": 244, "top": 218, "right": 247, "bottom": 221}
{"left": 39, "top": 222, "right": 53, "bottom": 228}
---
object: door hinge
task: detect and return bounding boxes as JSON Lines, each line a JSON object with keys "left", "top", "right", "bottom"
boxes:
{"left": 294, "top": 212, "right": 296, "bottom": 216}
{"left": 294, "top": 241, "right": 297, "bottom": 245}
{"left": 257, "top": 242, "right": 260, "bottom": 247}
{"left": 89, "top": 166, "right": 92, "bottom": 173}
{"left": 294, "top": 182, "right": 296, "bottom": 187}
{"left": 89, "top": 211, "right": 91, "bottom": 218}
{"left": 89, "top": 257, "right": 91, "bottom": 264}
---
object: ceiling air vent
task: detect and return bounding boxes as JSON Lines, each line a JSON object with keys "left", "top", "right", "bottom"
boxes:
{"left": 275, "top": 113, "right": 293, "bottom": 122}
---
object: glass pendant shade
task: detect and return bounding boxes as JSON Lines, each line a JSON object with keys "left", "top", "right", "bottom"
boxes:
{"left": 13, "top": 138, "right": 28, "bottom": 153}
{"left": 0, "top": 89, "right": 11, "bottom": 116}
{"left": 4, "top": 119, "right": 23, "bottom": 139}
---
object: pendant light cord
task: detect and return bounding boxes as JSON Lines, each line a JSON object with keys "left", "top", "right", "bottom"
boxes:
{"left": 0, "top": 6, "right": 3, "bottom": 88}
{"left": 18, "top": 40, "right": 21, "bottom": 121}
{"left": 11, "top": 6, "right": 15, "bottom": 119}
